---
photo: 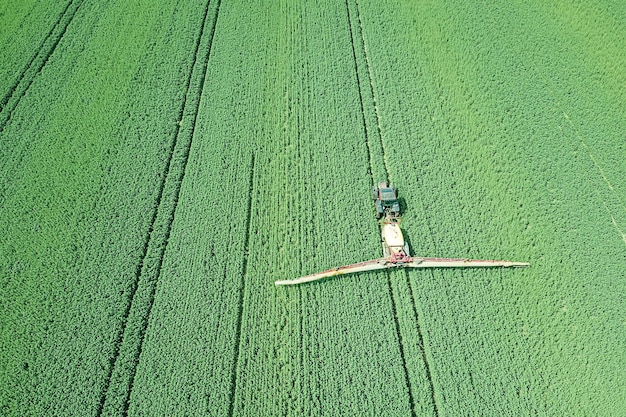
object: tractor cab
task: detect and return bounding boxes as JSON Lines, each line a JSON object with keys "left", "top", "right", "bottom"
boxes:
{"left": 379, "top": 187, "right": 397, "bottom": 202}
{"left": 373, "top": 181, "right": 401, "bottom": 219}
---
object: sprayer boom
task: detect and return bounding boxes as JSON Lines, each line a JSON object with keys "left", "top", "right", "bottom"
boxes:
{"left": 409, "top": 257, "right": 529, "bottom": 268}
{"left": 274, "top": 181, "right": 529, "bottom": 286}
{"left": 274, "top": 258, "right": 390, "bottom": 286}
{"left": 274, "top": 256, "right": 528, "bottom": 286}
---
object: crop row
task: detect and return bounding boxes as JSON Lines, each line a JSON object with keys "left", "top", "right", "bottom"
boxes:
{"left": 345, "top": 0, "right": 439, "bottom": 415}
{"left": 0, "top": 0, "right": 73, "bottom": 115}
{"left": 358, "top": 0, "right": 625, "bottom": 414}
{"left": 122, "top": 0, "right": 425, "bottom": 415}
{"left": 98, "top": 0, "right": 221, "bottom": 415}
{"left": 0, "top": 0, "right": 216, "bottom": 414}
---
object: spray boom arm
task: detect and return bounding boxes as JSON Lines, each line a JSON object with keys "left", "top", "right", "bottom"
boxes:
{"left": 274, "top": 257, "right": 528, "bottom": 286}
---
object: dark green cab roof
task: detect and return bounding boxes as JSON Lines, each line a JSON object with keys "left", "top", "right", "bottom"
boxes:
{"left": 380, "top": 188, "right": 396, "bottom": 200}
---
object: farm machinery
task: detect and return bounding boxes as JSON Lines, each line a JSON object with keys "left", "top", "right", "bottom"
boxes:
{"left": 373, "top": 181, "right": 400, "bottom": 219}
{"left": 274, "top": 181, "right": 528, "bottom": 286}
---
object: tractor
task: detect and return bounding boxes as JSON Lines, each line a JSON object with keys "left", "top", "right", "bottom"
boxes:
{"left": 372, "top": 181, "right": 400, "bottom": 219}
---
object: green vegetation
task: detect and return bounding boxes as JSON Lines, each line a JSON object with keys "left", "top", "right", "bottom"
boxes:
{"left": 1, "top": 0, "right": 624, "bottom": 415}
{"left": 0, "top": 0, "right": 69, "bottom": 104}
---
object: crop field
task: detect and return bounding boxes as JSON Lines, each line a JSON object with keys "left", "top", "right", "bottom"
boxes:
{"left": 1, "top": 0, "right": 625, "bottom": 415}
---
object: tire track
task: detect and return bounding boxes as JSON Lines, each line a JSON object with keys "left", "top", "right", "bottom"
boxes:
{"left": 352, "top": 0, "right": 390, "bottom": 178}
{"left": 0, "top": 0, "right": 85, "bottom": 134}
{"left": 343, "top": 0, "right": 376, "bottom": 180}
{"left": 121, "top": 1, "right": 222, "bottom": 411}
{"left": 344, "top": 0, "right": 416, "bottom": 414}
{"left": 96, "top": 0, "right": 220, "bottom": 415}
{"left": 386, "top": 273, "right": 418, "bottom": 417}
{"left": 0, "top": 1, "right": 72, "bottom": 111}
{"left": 405, "top": 269, "right": 441, "bottom": 415}
{"left": 226, "top": 154, "right": 255, "bottom": 417}
{"left": 346, "top": 0, "right": 438, "bottom": 415}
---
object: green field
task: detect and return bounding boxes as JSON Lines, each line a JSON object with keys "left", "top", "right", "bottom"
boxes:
{"left": 1, "top": 0, "right": 625, "bottom": 415}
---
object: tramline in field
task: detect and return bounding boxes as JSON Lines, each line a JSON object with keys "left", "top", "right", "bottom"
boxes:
{"left": 275, "top": 182, "right": 529, "bottom": 285}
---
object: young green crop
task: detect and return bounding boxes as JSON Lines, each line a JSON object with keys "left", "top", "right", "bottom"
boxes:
{"left": 1, "top": 0, "right": 623, "bottom": 415}
{"left": 358, "top": 0, "right": 626, "bottom": 414}
{"left": 0, "top": 0, "right": 217, "bottom": 414}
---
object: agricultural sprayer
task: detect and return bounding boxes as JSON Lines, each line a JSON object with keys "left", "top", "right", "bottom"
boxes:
{"left": 275, "top": 182, "right": 528, "bottom": 285}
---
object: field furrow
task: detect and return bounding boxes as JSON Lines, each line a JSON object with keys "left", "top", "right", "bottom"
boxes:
{"left": 231, "top": 1, "right": 413, "bottom": 415}
{"left": 344, "top": 0, "right": 386, "bottom": 182}
{"left": 345, "top": 3, "right": 420, "bottom": 412}
{"left": 226, "top": 154, "right": 255, "bottom": 417}
{"left": 97, "top": 1, "right": 220, "bottom": 414}
{"left": 346, "top": 0, "right": 441, "bottom": 413}
{"left": 384, "top": 272, "right": 419, "bottom": 417}
{"left": 0, "top": 0, "right": 71, "bottom": 109}
{"left": 0, "top": 0, "right": 214, "bottom": 414}
{"left": 0, "top": 0, "right": 86, "bottom": 133}
{"left": 125, "top": 0, "right": 259, "bottom": 413}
